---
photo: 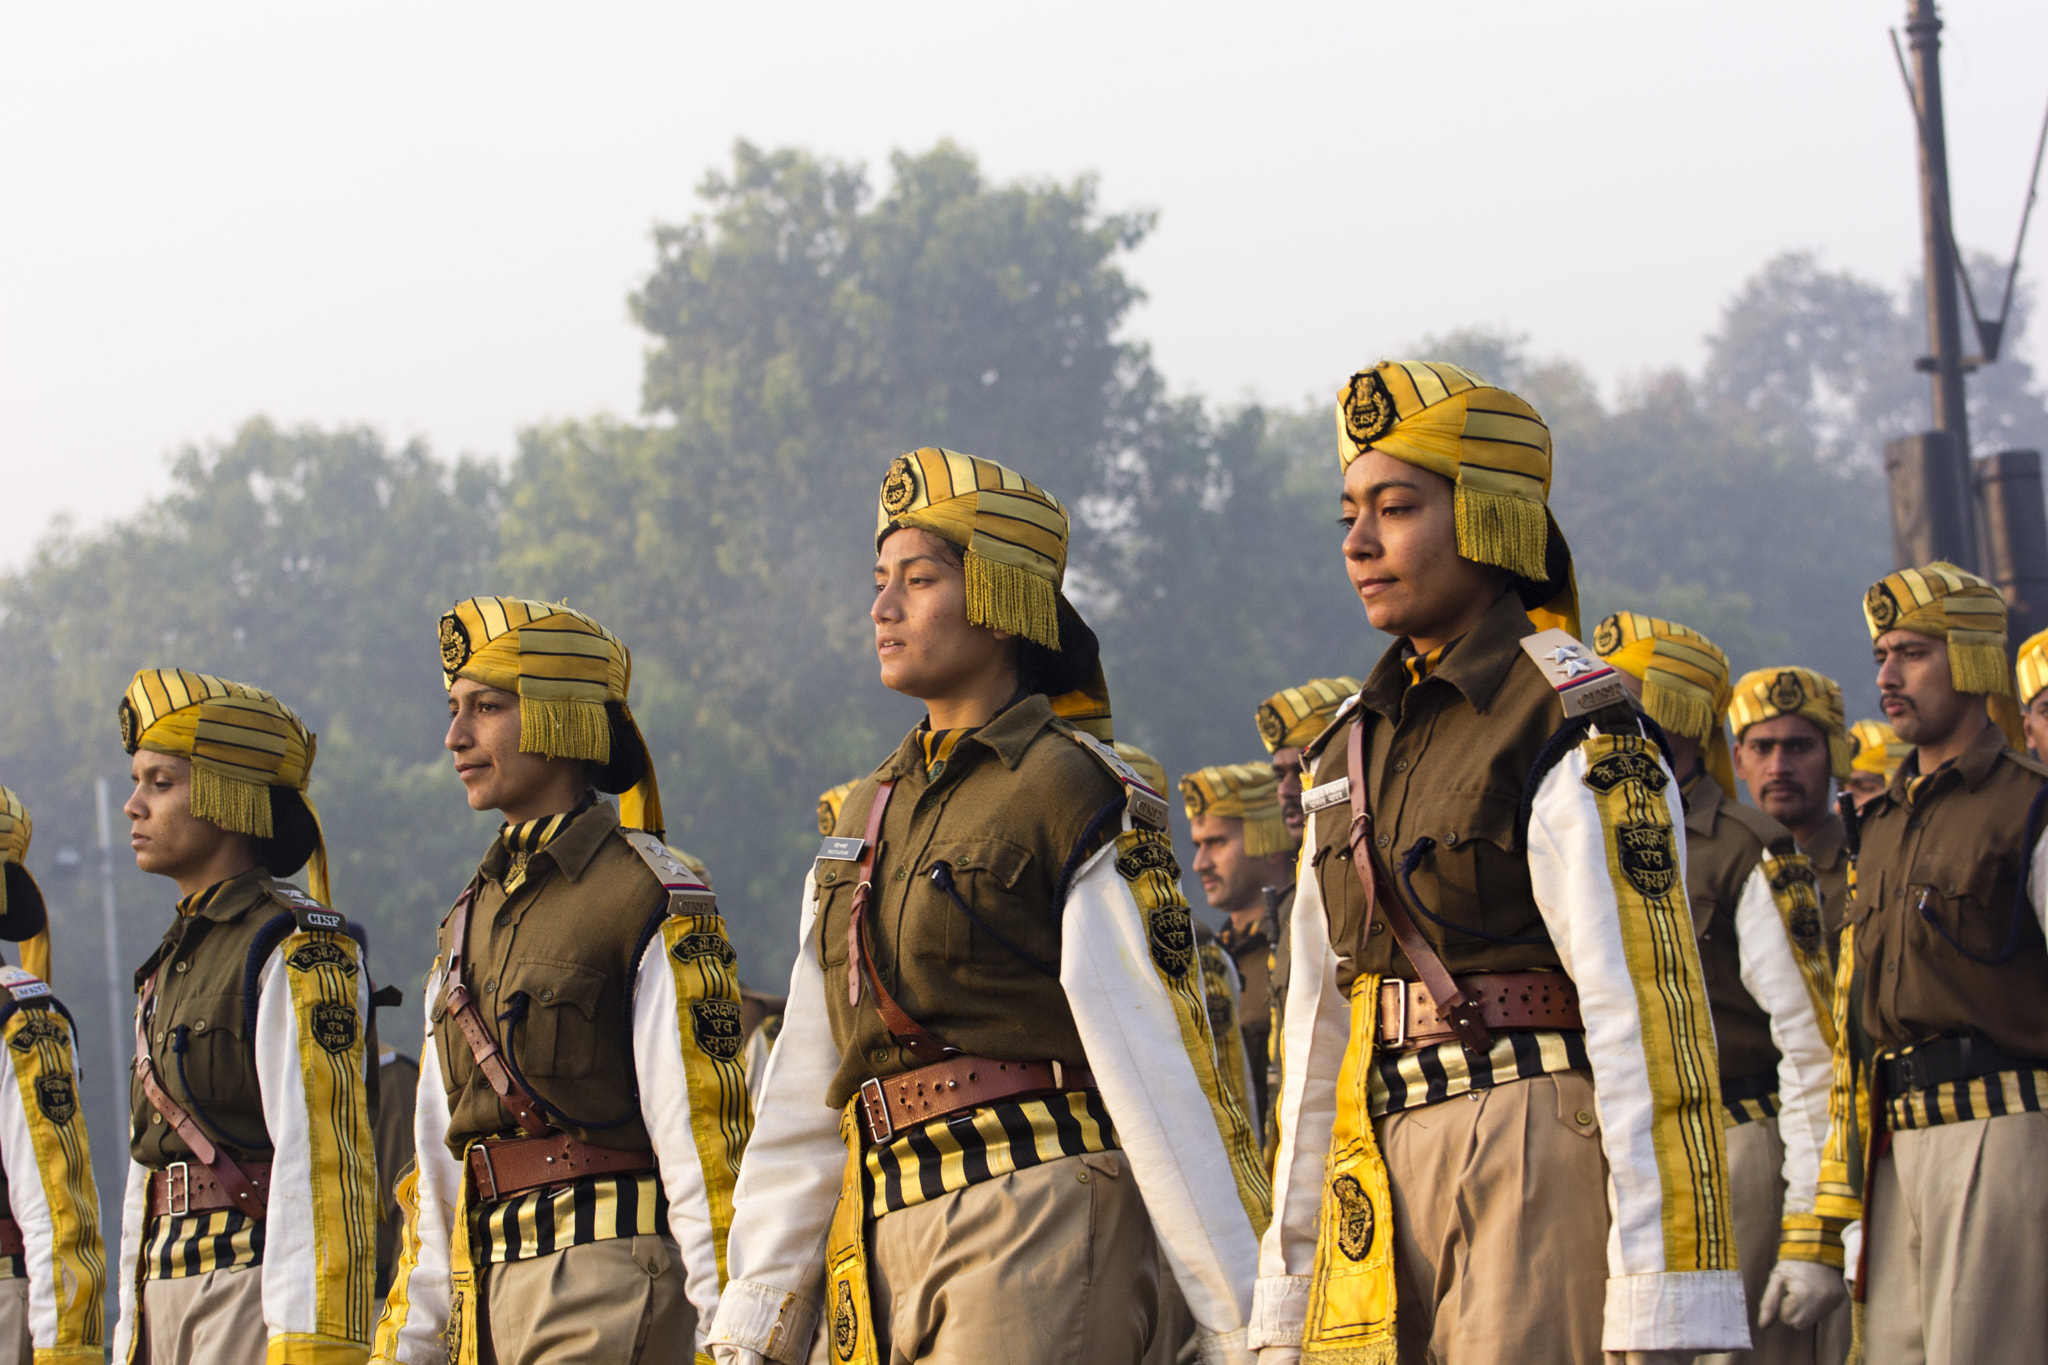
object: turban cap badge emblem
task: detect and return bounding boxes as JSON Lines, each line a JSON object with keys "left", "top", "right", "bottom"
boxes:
{"left": 1866, "top": 582, "right": 1901, "bottom": 631}
{"left": 1592, "top": 615, "right": 1623, "bottom": 657}
{"left": 880, "top": 456, "right": 919, "bottom": 516}
{"left": 1341, "top": 370, "right": 1397, "bottom": 448}
{"left": 439, "top": 614, "right": 471, "bottom": 673}
{"left": 1768, "top": 671, "right": 1807, "bottom": 713}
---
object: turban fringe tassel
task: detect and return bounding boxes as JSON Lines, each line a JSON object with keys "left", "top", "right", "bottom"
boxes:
{"left": 1454, "top": 486, "right": 1549, "bottom": 584}
{"left": 1989, "top": 694, "right": 2027, "bottom": 751}
{"left": 1948, "top": 633, "right": 2015, "bottom": 698}
{"left": 1643, "top": 687, "right": 1720, "bottom": 749}
{"left": 965, "top": 550, "right": 1062, "bottom": 652}
{"left": 1244, "top": 815, "right": 1295, "bottom": 860}
{"left": 191, "top": 767, "right": 274, "bottom": 840}
{"left": 519, "top": 697, "right": 613, "bottom": 764}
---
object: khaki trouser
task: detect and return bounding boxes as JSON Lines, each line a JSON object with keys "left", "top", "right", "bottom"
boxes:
{"left": 1864, "top": 1110, "right": 2048, "bottom": 1365}
{"left": 1697, "top": 1115, "right": 1848, "bottom": 1365}
{"left": 0, "top": 1279, "right": 27, "bottom": 1365}
{"left": 1139, "top": 1250, "right": 1198, "bottom": 1365}
{"left": 480, "top": 1234, "right": 695, "bottom": 1365}
{"left": 1380, "top": 1071, "right": 1608, "bottom": 1365}
{"left": 868, "top": 1150, "right": 1162, "bottom": 1365}
{"left": 141, "top": 1264, "right": 267, "bottom": 1365}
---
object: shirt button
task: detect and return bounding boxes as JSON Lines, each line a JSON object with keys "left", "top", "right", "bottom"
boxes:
{"left": 870, "top": 1048, "right": 890, "bottom": 1064}
{"left": 484, "top": 979, "right": 497, "bottom": 993}
{"left": 173, "top": 962, "right": 189, "bottom": 973}
{"left": 1370, "top": 921, "right": 1386, "bottom": 936}
{"left": 539, "top": 988, "right": 555, "bottom": 1002}
{"left": 893, "top": 868, "right": 907, "bottom": 881}
{"left": 1444, "top": 832, "right": 1459, "bottom": 847}
{"left": 194, "top": 1020, "right": 207, "bottom": 1033}
{"left": 1575, "top": 1109, "right": 1594, "bottom": 1126}
{"left": 1376, "top": 833, "right": 1391, "bottom": 848}
{"left": 1077, "top": 1169, "right": 1091, "bottom": 1184}
{"left": 1886, "top": 960, "right": 1898, "bottom": 973}
{"left": 494, "top": 914, "right": 510, "bottom": 929}
{"left": 152, "top": 1111, "right": 163, "bottom": 1126}
{"left": 1393, "top": 759, "right": 1409, "bottom": 772}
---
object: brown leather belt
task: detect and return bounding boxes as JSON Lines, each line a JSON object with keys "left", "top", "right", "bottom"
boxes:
{"left": 1378, "top": 972, "right": 1581, "bottom": 1051}
{"left": 147, "top": 1160, "right": 275, "bottom": 1218}
{"left": 858, "top": 1054, "right": 1095, "bottom": 1144}
{"left": 466, "top": 1132, "right": 658, "bottom": 1203}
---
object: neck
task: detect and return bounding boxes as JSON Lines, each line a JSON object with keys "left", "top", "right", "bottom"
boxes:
{"left": 173, "top": 853, "right": 257, "bottom": 902}
{"left": 501, "top": 785, "right": 589, "bottom": 828}
{"left": 1667, "top": 736, "right": 1704, "bottom": 784}
{"left": 1789, "top": 809, "right": 1831, "bottom": 848}
{"left": 923, "top": 670, "right": 1020, "bottom": 733}
{"left": 1227, "top": 904, "right": 1266, "bottom": 936}
{"left": 1405, "top": 585, "right": 1506, "bottom": 659}
{"left": 1914, "top": 706, "right": 1990, "bottom": 775}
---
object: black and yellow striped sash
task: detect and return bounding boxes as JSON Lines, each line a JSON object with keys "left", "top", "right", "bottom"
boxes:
{"left": 470, "top": 1172, "right": 667, "bottom": 1265}
{"left": 864, "top": 1091, "right": 1118, "bottom": 1217}
{"left": 1369, "top": 1029, "right": 1588, "bottom": 1117}
{"left": 1884, "top": 1067, "right": 2048, "bottom": 1131}
{"left": 143, "top": 1209, "right": 263, "bottom": 1279}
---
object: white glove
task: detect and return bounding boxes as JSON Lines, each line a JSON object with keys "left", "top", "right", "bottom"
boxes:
{"left": 708, "top": 1347, "right": 768, "bottom": 1365}
{"left": 1255, "top": 1350, "right": 1301, "bottom": 1365}
{"left": 1842, "top": 1219, "right": 1864, "bottom": 1292}
{"left": 1606, "top": 1352, "right": 1689, "bottom": 1365}
{"left": 1758, "top": 1258, "right": 1847, "bottom": 1330}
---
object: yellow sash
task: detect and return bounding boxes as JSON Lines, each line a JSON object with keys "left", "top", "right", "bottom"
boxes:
{"left": 824, "top": 1103, "right": 881, "bottom": 1365}
{"left": 1302, "top": 975, "right": 1397, "bottom": 1364}
{"left": 443, "top": 1149, "right": 481, "bottom": 1365}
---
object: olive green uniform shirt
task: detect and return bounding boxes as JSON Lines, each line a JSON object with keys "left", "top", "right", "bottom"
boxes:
{"left": 1800, "top": 812, "right": 1852, "bottom": 962}
{"left": 1682, "top": 771, "right": 1799, "bottom": 1086}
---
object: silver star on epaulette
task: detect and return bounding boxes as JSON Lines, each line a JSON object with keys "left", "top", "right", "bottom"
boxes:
{"left": 1560, "top": 656, "right": 1599, "bottom": 678}
{"left": 1544, "top": 644, "right": 1583, "bottom": 665}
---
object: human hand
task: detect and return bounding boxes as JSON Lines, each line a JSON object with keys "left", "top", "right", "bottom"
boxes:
{"left": 1759, "top": 1258, "right": 1846, "bottom": 1330}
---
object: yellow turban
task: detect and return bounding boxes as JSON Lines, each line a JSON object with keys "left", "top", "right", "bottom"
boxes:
{"left": 1863, "top": 562, "right": 2022, "bottom": 747}
{"left": 1337, "top": 360, "right": 1578, "bottom": 635}
{"left": 1180, "top": 762, "right": 1291, "bottom": 858}
{"left": 1112, "top": 743, "right": 1169, "bottom": 799}
{"left": 1727, "top": 667, "right": 1852, "bottom": 781}
{"left": 119, "top": 669, "right": 330, "bottom": 905}
{"left": 1849, "top": 719, "right": 1908, "bottom": 779}
{"left": 1593, "top": 613, "right": 1737, "bottom": 798}
{"left": 816, "top": 780, "right": 857, "bottom": 837}
{"left": 2017, "top": 628, "right": 2048, "bottom": 708}
{"left": 1255, "top": 677, "right": 1362, "bottom": 753}
{"left": 439, "top": 597, "right": 665, "bottom": 839}
{"left": 0, "top": 787, "right": 50, "bottom": 979}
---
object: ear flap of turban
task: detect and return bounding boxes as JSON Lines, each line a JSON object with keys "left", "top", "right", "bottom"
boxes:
{"left": 0, "top": 866, "right": 47, "bottom": 947}
{"left": 1035, "top": 597, "right": 1113, "bottom": 742}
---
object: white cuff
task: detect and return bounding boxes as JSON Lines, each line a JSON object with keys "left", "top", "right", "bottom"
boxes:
{"left": 1245, "top": 1275, "right": 1312, "bottom": 1350}
{"left": 706, "top": 1279, "right": 819, "bottom": 1365}
{"left": 1195, "top": 1326, "right": 1253, "bottom": 1365}
{"left": 1601, "top": 1269, "right": 1751, "bottom": 1353}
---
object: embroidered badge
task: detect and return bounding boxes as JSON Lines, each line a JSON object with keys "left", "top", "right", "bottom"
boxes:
{"left": 833, "top": 1280, "right": 860, "bottom": 1361}
{"left": 1583, "top": 750, "right": 1668, "bottom": 795}
{"left": 1148, "top": 908, "right": 1195, "bottom": 980}
{"left": 1866, "top": 581, "right": 1900, "bottom": 630}
{"left": 7, "top": 1011, "right": 65, "bottom": 1053}
{"left": 288, "top": 940, "right": 358, "bottom": 976}
{"left": 1615, "top": 823, "right": 1680, "bottom": 899}
{"left": 118, "top": 698, "right": 140, "bottom": 752}
{"left": 1593, "top": 615, "right": 1623, "bottom": 656}
{"left": 1333, "top": 1173, "right": 1375, "bottom": 1261}
{"left": 672, "top": 932, "right": 738, "bottom": 967}
{"left": 690, "top": 998, "right": 743, "bottom": 1062}
{"left": 880, "top": 456, "right": 919, "bottom": 516}
{"left": 34, "top": 1073, "right": 76, "bottom": 1124}
{"left": 1342, "top": 369, "right": 1398, "bottom": 448}
{"left": 1116, "top": 836, "right": 1179, "bottom": 883}
{"left": 1255, "top": 701, "right": 1288, "bottom": 749}
{"left": 1767, "top": 857, "right": 1825, "bottom": 954}
{"left": 1768, "top": 670, "right": 1807, "bottom": 712}
{"left": 313, "top": 1002, "right": 358, "bottom": 1054}
{"left": 439, "top": 612, "right": 471, "bottom": 672}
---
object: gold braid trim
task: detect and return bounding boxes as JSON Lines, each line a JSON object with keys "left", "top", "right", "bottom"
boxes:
{"left": 517, "top": 696, "right": 612, "bottom": 764}
{"left": 1453, "top": 485, "right": 1548, "bottom": 583}
{"left": 963, "top": 549, "right": 1062, "bottom": 651}
{"left": 1949, "top": 631, "right": 2015, "bottom": 697}
{"left": 1642, "top": 687, "right": 1721, "bottom": 752}
{"left": 189, "top": 766, "right": 274, "bottom": 839}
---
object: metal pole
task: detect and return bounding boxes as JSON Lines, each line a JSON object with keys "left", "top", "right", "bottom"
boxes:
{"left": 1905, "top": 0, "right": 1980, "bottom": 568}
{"left": 94, "top": 779, "right": 127, "bottom": 1130}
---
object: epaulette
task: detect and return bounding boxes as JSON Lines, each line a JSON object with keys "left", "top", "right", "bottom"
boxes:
{"left": 266, "top": 880, "right": 347, "bottom": 935}
{"left": 618, "top": 828, "right": 719, "bottom": 916}
{"left": 1518, "top": 629, "right": 1632, "bottom": 719}
{"left": 1299, "top": 691, "right": 1364, "bottom": 765}
{"left": 0, "top": 966, "right": 52, "bottom": 1006}
{"left": 1063, "top": 731, "right": 1169, "bottom": 830}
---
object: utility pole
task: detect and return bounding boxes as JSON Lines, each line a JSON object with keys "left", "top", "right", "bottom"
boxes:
{"left": 94, "top": 779, "right": 127, "bottom": 1130}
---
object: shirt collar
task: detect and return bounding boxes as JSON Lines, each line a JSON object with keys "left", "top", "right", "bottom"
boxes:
{"left": 1360, "top": 590, "right": 1531, "bottom": 722}
{"left": 1891, "top": 715, "right": 2007, "bottom": 808}
{"left": 880, "top": 693, "right": 1056, "bottom": 781}
{"left": 480, "top": 795, "right": 616, "bottom": 886}
{"left": 176, "top": 866, "right": 268, "bottom": 923}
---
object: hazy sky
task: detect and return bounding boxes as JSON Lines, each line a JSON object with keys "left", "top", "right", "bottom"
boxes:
{"left": 5, "top": 1, "right": 2046, "bottom": 566}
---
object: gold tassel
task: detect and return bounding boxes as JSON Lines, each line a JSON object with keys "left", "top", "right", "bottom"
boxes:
{"left": 964, "top": 550, "right": 1062, "bottom": 651}
{"left": 618, "top": 728, "right": 666, "bottom": 840}
{"left": 302, "top": 791, "right": 333, "bottom": 907}
{"left": 189, "top": 765, "right": 274, "bottom": 838}
{"left": 1643, "top": 685, "right": 1720, "bottom": 748}
{"left": 1947, "top": 634, "right": 2013, "bottom": 698}
{"left": 519, "top": 696, "right": 612, "bottom": 763}
{"left": 1989, "top": 692, "right": 2027, "bottom": 751}
{"left": 1454, "top": 485, "right": 1549, "bottom": 583}
{"left": 1244, "top": 813, "right": 1295, "bottom": 859}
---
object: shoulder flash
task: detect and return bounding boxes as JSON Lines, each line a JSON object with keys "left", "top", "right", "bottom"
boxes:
{"left": 268, "top": 881, "right": 347, "bottom": 935}
{"left": 618, "top": 829, "right": 719, "bottom": 917}
{"left": 0, "top": 966, "right": 51, "bottom": 1004}
{"left": 1299, "top": 692, "right": 1364, "bottom": 764}
{"left": 1519, "top": 628, "right": 1632, "bottom": 719}
{"left": 1064, "top": 731, "right": 1169, "bottom": 830}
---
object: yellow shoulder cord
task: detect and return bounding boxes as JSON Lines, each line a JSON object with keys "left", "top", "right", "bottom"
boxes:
{"left": 1302, "top": 975, "right": 1396, "bottom": 1363}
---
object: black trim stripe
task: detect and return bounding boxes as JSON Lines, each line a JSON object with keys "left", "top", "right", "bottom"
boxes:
{"left": 1369, "top": 1029, "right": 1586, "bottom": 1116}
{"left": 864, "top": 1092, "right": 1118, "bottom": 1217}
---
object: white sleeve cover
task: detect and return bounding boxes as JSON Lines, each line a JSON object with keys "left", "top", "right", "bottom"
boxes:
{"left": 2031, "top": 821, "right": 2048, "bottom": 940}
{"left": 1060, "top": 841, "right": 1258, "bottom": 1364}
{"left": 706, "top": 869, "right": 843, "bottom": 1364}
{"left": 110, "top": 1155, "right": 148, "bottom": 1364}
{"left": 1730, "top": 864, "right": 1835, "bottom": 1222}
{"left": 371, "top": 972, "right": 459, "bottom": 1365}
{"left": 1248, "top": 837, "right": 1346, "bottom": 1350}
{"left": 0, "top": 1001, "right": 106, "bottom": 1361}
{"left": 1524, "top": 738, "right": 1750, "bottom": 1353}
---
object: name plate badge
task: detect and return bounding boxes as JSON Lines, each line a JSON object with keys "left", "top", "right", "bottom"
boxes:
{"left": 1301, "top": 777, "right": 1352, "bottom": 814}
{"left": 817, "top": 836, "right": 867, "bottom": 863}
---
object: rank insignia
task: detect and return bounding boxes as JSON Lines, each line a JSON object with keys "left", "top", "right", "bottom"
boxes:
{"left": 1521, "top": 629, "right": 1629, "bottom": 718}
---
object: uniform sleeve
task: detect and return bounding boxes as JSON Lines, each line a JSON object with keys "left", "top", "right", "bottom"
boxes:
{"left": 370, "top": 978, "right": 459, "bottom": 1365}
{"left": 1524, "top": 733, "right": 1749, "bottom": 1354}
{"left": 1248, "top": 838, "right": 1347, "bottom": 1350}
{"left": 705, "top": 870, "right": 843, "bottom": 1364}
{"left": 254, "top": 932, "right": 379, "bottom": 1364}
{"left": 110, "top": 1150, "right": 149, "bottom": 1364}
{"left": 2031, "top": 821, "right": 2048, "bottom": 938}
{"left": 1059, "top": 825, "right": 1263, "bottom": 1365}
{"left": 633, "top": 910, "right": 753, "bottom": 1345}
{"left": 0, "top": 1003, "right": 106, "bottom": 1362}
{"left": 1730, "top": 858, "right": 1838, "bottom": 1265}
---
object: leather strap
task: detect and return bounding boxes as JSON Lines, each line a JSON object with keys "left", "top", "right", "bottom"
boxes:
{"left": 0, "top": 1219, "right": 21, "bottom": 1258}
{"left": 856, "top": 1054, "right": 1097, "bottom": 1144}
{"left": 1347, "top": 718, "right": 1494, "bottom": 1053}
{"left": 466, "top": 1132, "right": 658, "bottom": 1203}
{"left": 845, "top": 783, "right": 953, "bottom": 1065}
{"left": 135, "top": 973, "right": 270, "bottom": 1219}
{"left": 443, "top": 887, "right": 551, "bottom": 1137}
{"left": 1376, "top": 972, "right": 1580, "bottom": 1050}
{"left": 146, "top": 1159, "right": 274, "bottom": 1217}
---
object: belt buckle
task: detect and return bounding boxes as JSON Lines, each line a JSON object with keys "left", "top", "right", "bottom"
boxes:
{"left": 1380, "top": 979, "right": 1408, "bottom": 1049}
{"left": 165, "top": 1161, "right": 190, "bottom": 1217}
{"left": 858, "top": 1077, "right": 895, "bottom": 1142}
{"left": 472, "top": 1144, "right": 501, "bottom": 1202}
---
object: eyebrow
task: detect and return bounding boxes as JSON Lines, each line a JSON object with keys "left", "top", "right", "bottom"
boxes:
{"left": 875, "top": 554, "right": 948, "bottom": 573}
{"left": 1343, "top": 478, "right": 1423, "bottom": 504}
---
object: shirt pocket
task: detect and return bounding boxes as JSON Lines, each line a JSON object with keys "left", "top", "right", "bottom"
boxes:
{"left": 165, "top": 989, "right": 253, "bottom": 1113}
{"left": 501, "top": 959, "right": 608, "bottom": 1080}
{"left": 1904, "top": 860, "right": 2016, "bottom": 964}
{"left": 1394, "top": 791, "right": 1539, "bottom": 947}
{"left": 919, "top": 837, "right": 1045, "bottom": 969}
{"left": 815, "top": 858, "right": 862, "bottom": 971}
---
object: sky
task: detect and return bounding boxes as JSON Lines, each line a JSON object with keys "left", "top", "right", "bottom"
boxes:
{"left": 4, "top": 1, "right": 2047, "bottom": 566}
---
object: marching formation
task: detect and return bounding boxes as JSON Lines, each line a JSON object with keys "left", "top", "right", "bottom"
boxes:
{"left": 0, "top": 358, "right": 2042, "bottom": 1365}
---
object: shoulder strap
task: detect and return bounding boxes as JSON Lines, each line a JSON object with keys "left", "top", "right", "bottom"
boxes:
{"left": 1346, "top": 716, "right": 1493, "bottom": 1053}
{"left": 1518, "top": 628, "right": 1632, "bottom": 718}
{"left": 843, "top": 782, "right": 953, "bottom": 1065}
{"left": 268, "top": 881, "right": 347, "bottom": 934}
{"left": 1062, "top": 731, "right": 1169, "bottom": 830}
{"left": 440, "top": 888, "right": 552, "bottom": 1136}
{"left": 616, "top": 830, "right": 719, "bottom": 916}
{"left": 134, "top": 968, "right": 269, "bottom": 1217}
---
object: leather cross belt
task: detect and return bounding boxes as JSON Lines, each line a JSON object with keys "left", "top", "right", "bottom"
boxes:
{"left": 467, "top": 1132, "right": 658, "bottom": 1204}
{"left": 1378, "top": 972, "right": 1582, "bottom": 1051}
{"left": 858, "top": 1054, "right": 1095, "bottom": 1144}
{"left": 147, "top": 1160, "right": 274, "bottom": 1218}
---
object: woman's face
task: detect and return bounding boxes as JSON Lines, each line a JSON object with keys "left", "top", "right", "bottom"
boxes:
{"left": 1339, "top": 448, "right": 1503, "bottom": 648}
{"left": 871, "top": 527, "right": 1015, "bottom": 703}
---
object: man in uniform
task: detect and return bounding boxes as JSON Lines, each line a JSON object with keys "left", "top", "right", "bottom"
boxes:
{"left": 1809, "top": 563, "right": 2047, "bottom": 1365}
{"left": 374, "top": 1048, "right": 420, "bottom": 1301}
{"left": 0, "top": 786, "right": 108, "bottom": 1364}
{"left": 1728, "top": 668, "right": 1857, "bottom": 956}
{"left": 1255, "top": 680, "right": 1361, "bottom": 851}
{"left": 710, "top": 449, "right": 1265, "bottom": 1365}
{"left": 1254, "top": 361, "right": 1747, "bottom": 1365}
{"left": 374, "top": 598, "right": 751, "bottom": 1365}
{"left": 2018, "top": 627, "right": 2048, "bottom": 760}
{"left": 111, "top": 670, "right": 379, "bottom": 1364}
{"left": 1842, "top": 721, "right": 1904, "bottom": 810}
{"left": 1182, "top": 763, "right": 1294, "bottom": 1130}
{"left": 1595, "top": 620, "right": 1846, "bottom": 1360}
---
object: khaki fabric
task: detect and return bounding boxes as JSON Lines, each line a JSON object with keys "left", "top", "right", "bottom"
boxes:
{"left": 0, "top": 1279, "right": 26, "bottom": 1365}
{"left": 1864, "top": 1112, "right": 2048, "bottom": 1365}
{"left": 1138, "top": 1255, "right": 1198, "bottom": 1365}
{"left": 1799, "top": 815, "right": 1852, "bottom": 963}
{"left": 817, "top": 696, "right": 1123, "bottom": 1108}
{"left": 434, "top": 800, "right": 669, "bottom": 1155}
{"left": 867, "top": 1151, "right": 1161, "bottom": 1365}
{"left": 141, "top": 1264, "right": 267, "bottom": 1365}
{"left": 1378, "top": 1072, "right": 1608, "bottom": 1365}
{"left": 479, "top": 1234, "right": 694, "bottom": 1365}
{"left": 1683, "top": 772, "right": 1797, "bottom": 1087}
{"left": 1849, "top": 724, "right": 2048, "bottom": 1056}
{"left": 375, "top": 1051, "right": 421, "bottom": 1297}
{"left": 1697, "top": 1115, "right": 1847, "bottom": 1365}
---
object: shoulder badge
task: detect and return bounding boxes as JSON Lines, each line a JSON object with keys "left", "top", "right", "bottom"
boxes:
{"left": 287, "top": 939, "right": 358, "bottom": 976}
{"left": 1300, "top": 692, "right": 1364, "bottom": 765}
{"left": 1520, "top": 629, "right": 1631, "bottom": 718}
{"left": 271, "top": 882, "right": 346, "bottom": 935}
{"left": 1065, "top": 731, "right": 1169, "bottom": 830}
{"left": 619, "top": 829, "right": 719, "bottom": 917}
{"left": 0, "top": 966, "right": 51, "bottom": 1004}
{"left": 7, "top": 1010, "right": 66, "bottom": 1053}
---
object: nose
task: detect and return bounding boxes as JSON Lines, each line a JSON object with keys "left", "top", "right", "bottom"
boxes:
{"left": 1876, "top": 652, "right": 1902, "bottom": 691}
{"left": 444, "top": 710, "right": 468, "bottom": 753}
{"left": 872, "top": 578, "right": 903, "bottom": 625}
{"left": 1342, "top": 515, "right": 1378, "bottom": 561}
{"left": 121, "top": 783, "right": 147, "bottom": 822}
